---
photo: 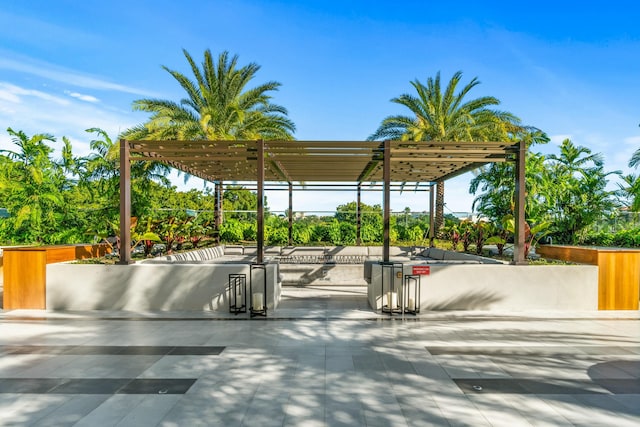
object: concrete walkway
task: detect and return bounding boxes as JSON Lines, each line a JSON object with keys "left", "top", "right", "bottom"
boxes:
{"left": 1, "top": 286, "right": 639, "bottom": 426}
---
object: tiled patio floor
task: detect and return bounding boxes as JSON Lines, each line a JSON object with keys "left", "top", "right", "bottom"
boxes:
{"left": 0, "top": 285, "right": 639, "bottom": 426}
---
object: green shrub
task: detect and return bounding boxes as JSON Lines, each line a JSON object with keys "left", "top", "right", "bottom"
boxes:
{"left": 292, "top": 222, "right": 313, "bottom": 244}
{"left": 583, "top": 227, "right": 640, "bottom": 248}
{"left": 220, "top": 219, "right": 244, "bottom": 242}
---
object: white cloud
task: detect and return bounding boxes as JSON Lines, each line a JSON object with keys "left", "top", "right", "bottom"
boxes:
{"left": 623, "top": 136, "right": 640, "bottom": 146}
{"left": 0, "top": 55, "right": 157, "bottom": 97}
{"left": 65, "top": 91, "right": 100, "bottom": 103}
{"left": 549, "top": 134, "right": 572, "bottom": 145}
{"left": 0, "top": 82, "right": 139, "bottom": 156}
{"left": 0, "top": 82, "right": 70, "bottom": 105}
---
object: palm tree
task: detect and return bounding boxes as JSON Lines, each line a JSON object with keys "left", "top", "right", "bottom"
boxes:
{"left": 544, "top": 139, "right": 619, "bottom": 243}
{"left": 124, "top": 49, "right": 295, "bottom": 141}
{"left": 630, "top": 150, "right": 640, "bottom": 169}
{"left": 470, "top": 131, "right": 550, "bottom": 224}
{"left": 369, "top": 71, "right": 519, "bottom": 234}
{"left": 547, "top": 138, "right": 604, "bottom": 170}
{"left": 629, "top": 122, "right": 640, "bottom": 169}
{"left": 616, "top": 174, "right": 640, "bottom": 212}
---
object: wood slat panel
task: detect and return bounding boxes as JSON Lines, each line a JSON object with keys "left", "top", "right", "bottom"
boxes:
{"left": 124, "top": 139, "right": 520, "bottom": 183}
{"left": 536, "top": 245, "right": 599, "bottom": 265}
{"left": 597, "top": 251, "right": 640, "bottom": 310}
{"left": 3, "top": 249, "right": 46, "bottom": 309}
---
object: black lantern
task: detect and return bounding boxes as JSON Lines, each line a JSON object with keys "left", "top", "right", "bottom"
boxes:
{"left": 228, "top": 273, "right": 246, "bottom": 314}
{"left": 403, "top": 274, "right": 420, "bottom": 315}
{"left": 380, "top": 262, "right": 403, "bottom": 315}
{"left": 250, "top": 263, "right": 267, "bottom": 317}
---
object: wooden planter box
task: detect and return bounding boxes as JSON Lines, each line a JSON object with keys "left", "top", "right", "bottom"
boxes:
{"left": 2, "top": 244, "right": 111, "bottom": 310}
{"left": 537, "top": 245, "right": 640, "bottom": 310}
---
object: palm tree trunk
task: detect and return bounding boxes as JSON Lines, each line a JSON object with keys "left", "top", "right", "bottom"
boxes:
{"left": 435, "top": 180, "right": 445, "bottom": 236}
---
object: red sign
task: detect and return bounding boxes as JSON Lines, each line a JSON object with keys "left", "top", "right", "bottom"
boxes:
{"left": 412, "top": 265, "right": 430, "bottom": 275}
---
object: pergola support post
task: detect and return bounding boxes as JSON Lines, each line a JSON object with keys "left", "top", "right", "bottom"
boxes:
{"left": 429, "top": 183, "right": 435, "bottom": 247}
{"left": 356, "top": 184, "right": 362, "bottom": 246}
{"left": 257, "top": 140, "right": 265, "bottom": 264}
{"left": 288, "top": 182, "right": 293, "bottom": 246}
{"left": 214, "top": 181, "right": 222, "bottom": 245}
{"left": 383, "top": 140, "right": 391, "bottom": 262}
{"left": 513, "top": 139, "right": 527, "bottom": 265}
{"left": 118, "top": 139, "right": 133, "bottom": 265}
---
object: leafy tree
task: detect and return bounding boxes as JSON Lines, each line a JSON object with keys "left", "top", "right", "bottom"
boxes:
{"left": 219, "top": 218, "right": 244, "bottom": 242}
{"left": 82, "top": 128, "right": 171, "bottom": 237}
{"left": 470, "top": 130, "right": 550, "bottom": 224}
{"left": 223, "top": 186, "right": 259, "bottom": 220}
{"left": 369, "top": 71, "right": 520, "bottom": 234}
{"left": 292, "top": 219, "right": 314, "bottom": 244}
{"left": 265, "top": 215, "right": 288, "bottom": 245}
{"left": 544, "top": 139, "right": 619, "bottom": 243}
{"left": 0, "top": 129, "right": 68, "bottom": 243}
{"left": 335, "top": 201, "right": 384, "bottom": 243}
{"left": 616, "top": 174, "right": 640, "bottom": 212}
{"left": 124, "top": 49, "right": 295, "bottom": 141}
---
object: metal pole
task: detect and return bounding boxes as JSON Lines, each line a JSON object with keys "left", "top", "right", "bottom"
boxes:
{"left": 429, "top": 183, "right": 435, "bottom": 247}
{"left": 118, "top": 139, "right": 132, "bottom": 265}
{"left": 356, "top": 183, "right": 362, "bottom": 246}
{"left": 214, "top": 181, "right": 222, "bottom": 245}
{"left": 383, "top": 140, "right": 391, "bottom": 262}
{"left": 257, "top": 140, "right": 265, "bottom": 264}
{"left": 288, "top": 182, "right": 293, "bottom": 246}
{"left": 513, "top": 139, "right": 527, "bottom": 264}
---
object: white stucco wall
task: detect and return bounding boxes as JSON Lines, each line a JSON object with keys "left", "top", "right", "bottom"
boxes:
{"left": 46, "top": 263, "right": 281, "bottom": 312}
{"left": 368, "top": 263, "right": 599, "bottom": 311}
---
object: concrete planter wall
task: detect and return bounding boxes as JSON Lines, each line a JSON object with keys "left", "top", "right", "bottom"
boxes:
{"left": 368, "top": 263, "right": 599, "bottom": 311}
{"left": 46, "top": 263, "right": 281, "bottom": 312}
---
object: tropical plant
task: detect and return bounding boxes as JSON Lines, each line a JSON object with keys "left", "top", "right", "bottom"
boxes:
{"left": 83, "top": 128, "right": 171, "bottom": 229}
{"left": 442, "top": 219, "right": 461, "bottom": 251}
{"left": 474, "top": 221, "right": 490, "bottom": 255}
{"left": 485, "top": 218, "right": 511, "bottom": 256}
{"left": 223, "top": 186, "right": 259, "bottom": 220}
{"left": 503, "top": 215, "right": 551, "bottom": 257}
{"left": 154, "top": 216, "right": 191, "bottom": 254}
{"left": 133, "top": 217, "right": 162, "bottom": 257}
{"left": 0, "top": 128, "right": 69, "bottom": 243}
{"left": 544, "top": 139, "right": 619, "bottom": 243}
{"left": 124, "top": 49, "right": 295, "bottom": 141}
{"left": 369, "top": 71, "right": 520, "bottom": 234}
{"left": 629, "top": 121, "right": 640, "bottom": 169}
{"left": 616, "top": 174, "right": 640, "bottom": 212}
{"left": 219, "top": 219, "right": 245, "bottom": 242}
{"left": 458, "top": 220, "right": 473, "bottom": 252}
{"left": 470, "top": 129, "right": 549, "bottom": 224}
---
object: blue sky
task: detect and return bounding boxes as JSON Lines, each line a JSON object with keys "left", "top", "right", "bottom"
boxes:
{"left": 1, "top": 0, "right": 639, "bottom": 214}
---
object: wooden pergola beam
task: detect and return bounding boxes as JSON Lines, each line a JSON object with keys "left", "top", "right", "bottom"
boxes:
{"left": 118, "top": 138, "right": 523, "bottom": 265}
{"left": 118, "top": 139, "right": 132, "bottom": 265}
{"left": 513, "top": 139, "right": 527, "bottom": 264}
{"left": 257, "top": 140, "right": 265, "bottom": 264}
{"left": 383, "top": 140, "right": 391, "bottom": 263}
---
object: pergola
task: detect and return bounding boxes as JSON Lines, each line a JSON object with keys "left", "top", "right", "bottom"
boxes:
{"left": 118, "top": 139, "right": 526, "bottom": 264}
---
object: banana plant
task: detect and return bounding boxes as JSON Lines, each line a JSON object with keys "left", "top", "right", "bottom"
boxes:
{"left": 474, "top": 221, "right": 490, "bottom": 255}
{"left": 154, "top": 216, "right": 192, "bottom": 254}
{"left": 485, "top": 217, "right": 511, "bottom": 256}
{"left": 503, "top": 215, "right": 551, "bottom": 257}
{"left": 133, "top": 217, "right": 161, "bottom": 257}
